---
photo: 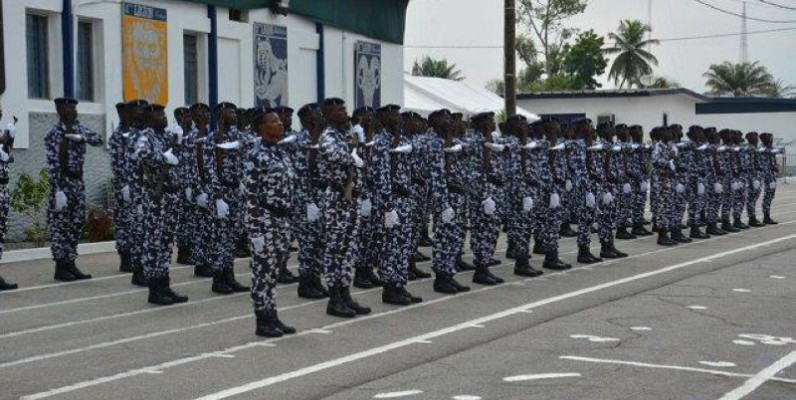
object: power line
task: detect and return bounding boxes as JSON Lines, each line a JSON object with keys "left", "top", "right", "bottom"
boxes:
{"left": 405, "top": 26, "right": 796, "bottom": 48}
{"left": 758, "top": 0, "right": 796, "bottom": 10}
{"left": 692, "top": 0, "right": 796, "bottom": 22}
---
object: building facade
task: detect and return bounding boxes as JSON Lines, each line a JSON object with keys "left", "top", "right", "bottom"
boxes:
{"left": 0, "top": 0, "right": 408, "bottom": 241}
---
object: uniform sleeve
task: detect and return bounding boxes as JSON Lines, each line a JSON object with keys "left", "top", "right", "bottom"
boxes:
{"left": 45, "top": 128, "right": 62, "bottom": 190}
{"left": 81, "top": 125, "right": 104, "bottom": 146}
{"left": 429, "top": 143, "right": 449, "bottom": 214}
{"left": 372, "top": 139, "right": 392, "bottom": 213}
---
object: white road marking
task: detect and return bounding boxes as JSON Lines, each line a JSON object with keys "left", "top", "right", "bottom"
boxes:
{"left": 373, "top": 390, "right": 423, "bottom": 398}
{"left": 310, "top": 329, "right": 333, "bottom": 334}
{"left": 21, "top": 232, "right": 796, "bottom": 400}
{"left": 570, "top": 334, "right": 620, "bottom": 343}
{"left": 717, "top": 350, "right": 796, "bottom": 400}
{"left": 503, "top": 373, "right": 582, "bottom": 382}
{"left": 769, "top": 275, "right": 785, "bottom": 279}
{"left": 630, "top": 326, "right": 653, "bottom": 331}
{"left": 737, "top": 334, "right": 796, "bottom": 346}
{"left": 732, "top": 288, "right": 751, "bottom": 293}
{"left": 733, "top": 340, "right": 756, "bottom": 346}
{"left": 699, "top": 361, "right": 736, "bottom": 368}
{"left": 687, "top": 305, "right": 708, "bottom": 310}
{"left": 560, "top": 356, "right": 796, "bottom": 384}
{"left": 452, "top": 396, "right": 481, "bottom": 400}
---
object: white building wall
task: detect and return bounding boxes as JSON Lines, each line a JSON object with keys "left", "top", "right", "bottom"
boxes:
{"left": 1, "top": 0, "right": 405, "bottom": 147}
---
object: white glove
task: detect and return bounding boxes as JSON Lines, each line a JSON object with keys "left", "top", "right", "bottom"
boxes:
{"left": 306, "top": 203, "right": 320, "bottom": 222}
{"left": 551, "top": 143, "right": 565, "bottom": 151}
{"left": 391, "top": 144, "right": 413, "bottom": 154}
{"left": 359, "top": 198, "right": 372, "bottom": 217}
{"left": 0, "top": 148, "right": 8, "bottom": 162}
{"left": 717, "top": 146, "right": 727, "bottom": 152}
{"left": 753, "top": 180, "right": 761, "bottom": 190}
{"left": 524, "top": 141, "right": 539, "bottom": 150}
{"left": 441, "top": 206, "right": 455, "bottom": 224}
{"left": 640, "top": 181, "right": 649, "bottom": 192}
{"left": 733, "top": 146, "right": 741, "bottom": 152}
{"left": 669, "top": 160, "right": 676, "bottom": 172}
{"left": 162, "top": 149, "right": 179, "bottom": 166}
{"left": 216, "top": 141, "right": 241, "bottom": 150}
{"left": 278, "top": 135, "right": 297, "bottom": 145}
{"left": 137, "top": 204, "right": 144, "bottom": 216}
{"left": 482, "top": 197, "right": 496, "bottom": 215}
{"left": 196, "top": 192, "right": 208, "bottom": 208}
{"left": 522, "top": 196, "right": 533, "bottom": 213}
{"left": 55, "top": 190, "right": 68, "bottom": 211}
{"left": 611, "top": 145, "right": 622, "bottom": 152}
{"left": 714, "top": 183, "right": 723, "bottom": 194}
{"left": 731, "top": 181, "right": 741, "bottom": 191}
{"left": 65, "top": 134, "right": 84, "bottom": 142}
{"left": 588, "top": 144, "right": 603, "bottom": 151}
{"left": 385, "top": 210, "right": 400, "bottom": 228}
{"left": 121, "top": 185, "right": 131, "bottom": 203}
{"left": 697, "top": 144, "right": 708, "bottom": 151}
{"left": 5, "top": 122, "right": 16, "bottom": 138}
{"left": 486, "top": 143, "right": 505, "bottom": 152}
{"left": 172, "top": 125, "right": 184, "bottom": 144}
{"left": 769, "top": 181, "right": 777, "bottom": 190}
{"left": 444, "top": 144, "right": 463, "bottom": 153}
{"left": 623, "top": 183, "right": 632, "bottom": 194}
{"left": 697, "top": 183, "right": 705, "bottom": 195}
{"left": 216, "top": 199, "right": 229, "bottom": 219}
{"left": 352, "top": 124, "right": 366, "bottom": 143}
{"left": 602, "top": 192, "right": 614, "bottom": 205}
{"left": 565, "top": 180, "right": 573, "bottom": 192}
{"left": 550, "top": 192, "right": 561, "bottom": 209}
{"left": 351, "top": 149, "right": 364, "bottom": 168}
{"left": 185, "top": 187, "right": 193, "bottom": 202}
{"left": 586, "top": 192, "right": 596, "bottom": 208}
{"left": 250, "top": 235, "right": 265, "bottom": 254}
{"left": 675, "top": 183, "right": 685, "bottom": 194}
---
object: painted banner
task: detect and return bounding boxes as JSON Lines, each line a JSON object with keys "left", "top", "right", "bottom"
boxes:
{"left": 253, "top": 23, "right": 288, "bottom": 108}
{"left": 354, "top": 41, "right": 381, "bottom": 109}
{"left": 122, "top": 3, "right": 168, "bottom": 105}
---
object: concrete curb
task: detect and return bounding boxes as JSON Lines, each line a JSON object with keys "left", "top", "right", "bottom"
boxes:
{"left": 2, "top": 241, "right": 116, "bottom": 264}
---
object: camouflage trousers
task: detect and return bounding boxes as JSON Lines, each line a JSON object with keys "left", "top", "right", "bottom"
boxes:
{"left": 432, "top": 191, "right": 466, "bottom": 275}
{"left": 687, "top": 180, "right": 707, "bottom": 227}
{"left": 705, "top": 179, "right": 722, "bottom": 225}
{"left": 211, "top": 188, "right": 242, "bottom": 271}
{"left": 0, "top": 186, "right": 8, "bottom": 261}
{"left": 379, "top": 196, "right": 411, "bottom": 286}
{"left": 469, "top": 193, "right": 501, "bottom": 265}
{"left": 141, "top": 191, "right": 170, "bottom": 278}
{"left": 250, "top": 216, "right": 288, "bottom": 312}
{"left": 762, "top": 177, "right": 777, "bottom": 215}
{"left": 47, "top": 179, "right": 86, "bottom": 262}
{"left": 745, "top": 177, "right": 762, "bottom": 219}
{"left": 632, "top": 178, "right": 648, "bottom": 227}
{"left": 321, "top": 190, "right": 357, "bottom": 288}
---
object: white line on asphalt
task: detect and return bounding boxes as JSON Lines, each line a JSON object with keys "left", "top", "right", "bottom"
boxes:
{"left": 373, "top": 390, "right": 423, "bottom": 398}
{"left": 717, "top": 351, "right": 796, "bottom": 400}
{"left": 18, "top": 229, "right": 796, "bottom": 399}
{"left": 559, "top": 356, "right": 796, "bottom": 384}
{"left": 184, "top": 234, "right": 796, "bottom": 400}
{"left": 503, "top": 373, "right": 582, "bottom": 382}
{"left": 699, "top": 361, "right": 736, "bottom": 368}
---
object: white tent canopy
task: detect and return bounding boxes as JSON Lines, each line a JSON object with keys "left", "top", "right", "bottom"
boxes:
{"left": 404, "top": 75, "right": 539, "bottom": 121}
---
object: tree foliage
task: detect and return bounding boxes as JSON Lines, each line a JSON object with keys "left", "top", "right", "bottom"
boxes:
{"left": 604, "top": 20, "right": 659, "bottom": 88}
{"left": 517, "top": 0, "right": 588, "bottom": 75}
{"left": 10, "top": 169, "right": 50, "bottom": 245}
{"left": 411, "top": 56, "right": 464, "bottom": 81}
{"left": 703, "top": 61, "right": 775, "bottom": 97}
{"left": 562, "top": 30, "right": 607, "bottom": 90}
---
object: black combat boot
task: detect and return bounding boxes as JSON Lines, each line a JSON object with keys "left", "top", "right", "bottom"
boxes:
{"left": 543, "top": 250, "right": 571, "bottom": 270}
{"left": 353, "top": 267, "right": 375, "bottom": 289}
{"left": 366, "top": 267, "right": 382, "bottom": 286}
{"left": 340, "top": 285, "right": 372, "bottom": 314}
{"left": 733, "top": 218, "right": 749, "bottom": 230}
{"left": 721, "top": 219, "right": 740, "bottom": 233}
{"left": 631, "top": 224, "right": 653, "bottom": 237}
{"left": 271, "top": 310, "right": 296, "bottom": 334}
{"left": 559, "top": 223, "right": 578, "bottom": 238}
{"left": 413, "top": 250, "right": 430, "bottom": 262}
{"left": 706, "top": 223, "right": 727, "bottom": 236}
{"left": 297, "top": 274, "right": 325, "bottom": 299}
{"left": 657, "top": 230, "right": 678, "bottom": 247}
{"left": 455, "top": 253, "right": 476, "bottom": 271}
{"left": 234, "top": 236, "right": 250, "bottom": 258}
{"left": 763, "top": 212, "right": 778, "bottom": 225}
{"left": 577, "top": 246, "right": 602, "bottom": 264}
{"left": 224, "top": 267, "right": 250, "bottom": 292}
{"left": 163, "top": 275, "right": 189, "bottom": 303}
{"left": 131, "top": 264, "right": 148, "bottom": 287}
{"left": 514, "top": 254, "right": 544, "bottom": 277}
{"left": 0, "top": 276, "right": 18, "bottom": 291}
{"left": 276, "top": 265, "right": 296, "bottom": 284}
{"left": 599, "top": 241, "right": 620, "bottom": 259}
{"left": 486, "top": 257, "right": 502, "bottom": 267}
{"left": 382, "top": 283, "right": 412, "bottom": 305}
{"left": 689, "top": 226, "right": 710, "bottom": 239}
{"left": 615, "top": 227, "right": 637, "bottom": 240}
{"left": 532, "top": 241, "right": 546, "bottom": 255}
{"left": 748, "top": 215, "right": 766, "bottom": 227}
{"left": 609, "top": 241, "right": 628, "bottom": 258}
{"left": 194, "top": 263, "right": 214, "bottom": 278}
{"left": 148, "top": 277, "right": 174, "bottom": 306}
{"left": 211, "top": 269, "right": 234, "bottom": 295}
{"left": 65, "top": 259, "right": 92, "bottom": 280}
{"left": 399, "top": 286, "right": 423, "bottom": 303}
{"left": 312, "top": 274, "right": 329, "bottom": 297}
{"left": 472, "top": 263, "right": 501, "bottom": 285}
{"left": 409, "top": 260, "right": 432, "bottom": 279}
{"left": 505, "top": 242, "right": 517, "bottom": 260}
{"left": 326, "top": 286, "right": 356, "bottom": 318}
{"left": 670, "top": 228, "right": 692, "bottom": 243}
{"left": 254, "top": 309, "right": 283, "bottom": 338}
{"left": 119, "top": 251, "right": 134, "bottom": 273}
{"left": 433, "top": 273, "right": 459, "bottom": 294}
{"left": 176, "top": 246, "right": 193, "bottom": 265}
{"left": 418, "top": 225, "right": 433, "bottom": 247}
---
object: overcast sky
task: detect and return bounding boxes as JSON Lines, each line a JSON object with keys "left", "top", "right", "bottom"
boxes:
{"left": 404, "top": 0, "right": 796, "bottom": 93}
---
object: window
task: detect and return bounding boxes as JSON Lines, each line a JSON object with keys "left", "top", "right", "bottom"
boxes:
{"left": 229, "top": 8, "right": 248, "bottom": 22}
{"left": 183, "top": 34, "right": 199, "bottom": 105}
{"left": 76, "top": 21, "right": 94, "bottom": 101}
{"left": 26, "top": 13, "right": 49, "bottom": 99}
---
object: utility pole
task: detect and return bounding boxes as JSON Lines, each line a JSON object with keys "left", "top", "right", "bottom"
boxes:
{"left": 740, "top": 1, "right": 748, "bottom": 63}
{"left": 504, "top": 0, "right": 517, "bottom": 117}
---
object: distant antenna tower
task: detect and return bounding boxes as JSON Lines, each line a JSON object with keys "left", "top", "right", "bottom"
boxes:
{"left": 740, "top": 1, "right": 749, "bottom": 63}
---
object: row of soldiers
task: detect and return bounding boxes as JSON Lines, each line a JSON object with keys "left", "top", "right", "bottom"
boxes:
{"left": 0, "top": 97, "right": 784, "bottom": 338}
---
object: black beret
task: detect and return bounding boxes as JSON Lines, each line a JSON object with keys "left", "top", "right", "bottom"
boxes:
{"left": 506, "top": 114, "right": 527, "bottom": 124}
{"left": 470, "top": 111, "right": 495, "bottom": 121}
{"left": 174, "top": 107, "right": 189, "bottom": 117}
{"left": 400, "top": 111, "right": 422, "bottom": 120}
{"left": 214, "top": 102, "right": 237, "bottom": 114}
{"left": 572, "top": 117, "right": 593, "bottom": 126}
{"left": 298, "top": 103, "right": 319, "bottom": 118}
{"left": 451, "top": 112, "right": 464, "bottom": 119}
{"left": 352, "top": 106, "right": 375, "bottom": 117}
{"left": 144, "top": 104, "right": 165, "bottom": 112}
{"left": 115, "top": 102, "right": 127, "bottom": 110}
{"left": 54, "top": 97, "right": 78, "bottom": 106}
{"left": 377, "top": 104, "right": 401, "bottom": 114}
{"left": 274, "top": 106, "right": 294, "bottom": 114}
{"left": 322, "top": 98, "right": 345, "bottom": 106}
{"left": 189, "top": 103, "right": 210, "bottom": 111}
{"left": 428, "top": 109, "right": 452, "bottom": 120}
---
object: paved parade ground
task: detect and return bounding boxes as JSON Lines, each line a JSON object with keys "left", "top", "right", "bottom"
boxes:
{"left": 1, "top": 185, "right": 795, "bottom": 400}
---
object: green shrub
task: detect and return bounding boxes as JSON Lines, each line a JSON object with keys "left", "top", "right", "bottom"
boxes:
{"left": 10, "top": 169, "right": 50, "bottom": 246}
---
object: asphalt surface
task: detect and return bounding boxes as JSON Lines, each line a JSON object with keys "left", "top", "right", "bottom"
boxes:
{"left": 1, "top": 185, "right": 795, "bottom": 400}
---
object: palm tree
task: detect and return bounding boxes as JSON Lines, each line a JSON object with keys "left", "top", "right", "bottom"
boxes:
{"left": 604, "top": 20, "right": 660, "bottom": 88}
{"left": 639, "top": 76, "right": 680, "bottom": 89}
{"left": 411, "top": 56, "right": 464, "bottom": 81}
{"left": 703, "top": 61, "right": 774, "bottom": 97}
{"left": 765, "top": 79, "right": 795, "bottom": 98}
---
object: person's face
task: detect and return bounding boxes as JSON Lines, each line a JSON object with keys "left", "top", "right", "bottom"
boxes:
{"left": 323, "top": 104, "right": 348, "bottom": 125}
{"left": 180, "top": 113, "right": 193, "bottom": 128}
{"left": 359, "top": 112, "right": 374, "bottom": 128}
{"left": 58, "top": 104, "right": 78, "bottom": 124}
{"left": 761, "top": 135, "right": 773, "bottom": 146}
{"left": 747, "top": 133, "right": 758, "bottom": 146}
{"left": 660, "top": 128, "right": 673, "bottom": 142}
{"left": 631, "top": 128, "right": 643, "bottom": 143}
{"left": 617, "top": 127, "right": 630, "bottom": 141}
{"left": 279, "top": 111, "right": 293, "bottom": 131}
{"left": 258, "top": 112, "right": 284, "bottom": 142}
{"left": 706, "top": 131, "right": 718, "bottom": 144}
{"left": 191, "top": 108, "right": 208, "bottom": 126}
{"left": 221, "top": 108, "right": 238, "bottom": 127}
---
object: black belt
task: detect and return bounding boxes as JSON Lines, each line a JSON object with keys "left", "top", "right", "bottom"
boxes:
{"left": 447, "top": 183, "right": 465, "bottom": 195}
{"left": 63, "top": 170, "right": 83, "bottom": 180}
{"left": 393, "top": 184, "right": 412, "bottom": 197}
{"left": 0, "top": 177, "right": 8, "bottom": 185}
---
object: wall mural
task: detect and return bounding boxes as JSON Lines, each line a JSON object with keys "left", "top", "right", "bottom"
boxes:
{"left": 355, "top": 41, "right": 381, "bottom": 109}
{"left": 122, "top": 3, "right": 168, "bottom": 105}
{"left": 254, "top": 23, "right": 288, "bottom": 108}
